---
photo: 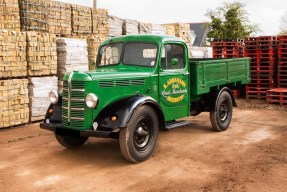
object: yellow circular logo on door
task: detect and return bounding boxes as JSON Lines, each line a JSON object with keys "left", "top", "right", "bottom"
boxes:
{"left": 161, "top": 78, "right": 187, "bottom": 103}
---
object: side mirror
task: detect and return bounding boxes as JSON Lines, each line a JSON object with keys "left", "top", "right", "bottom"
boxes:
{"left": 171, "top": 58, "right": 179, "bottom": 65}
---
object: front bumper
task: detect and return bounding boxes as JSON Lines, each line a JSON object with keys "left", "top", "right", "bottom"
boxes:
{"left": 40, "top": 123, "right": 118, "bottom": 138}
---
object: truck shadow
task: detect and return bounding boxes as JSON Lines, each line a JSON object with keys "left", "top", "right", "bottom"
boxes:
{"left": 48, "top": 123, "right": 215, "bottom": 167}
{"left": 50, "top": 138, "right": 129, "bottom": 167}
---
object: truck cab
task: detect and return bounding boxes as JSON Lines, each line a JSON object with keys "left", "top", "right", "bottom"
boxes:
{"left": 40, "top": 34, "right": 250, "bottom": 163}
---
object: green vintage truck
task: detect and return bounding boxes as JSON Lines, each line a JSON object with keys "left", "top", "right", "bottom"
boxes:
{"left": 40, "top": 34, "right": 250, "bottom": 163}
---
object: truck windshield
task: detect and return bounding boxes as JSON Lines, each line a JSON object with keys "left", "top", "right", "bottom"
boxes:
{"left": 97, "top": 42, "right": 158, "bottom": 67}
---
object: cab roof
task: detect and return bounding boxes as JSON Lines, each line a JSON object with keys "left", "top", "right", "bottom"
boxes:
{"left": 102, "top": 34, "right": 185, "bottom": 45}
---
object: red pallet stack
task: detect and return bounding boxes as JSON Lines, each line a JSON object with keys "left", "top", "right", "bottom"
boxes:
{"left": 244, "top": 36, "right": 278, "bottom": 100}
{"left": 212, "top": 39, "right": 244, "bottom": 58}
{"left": 266, "top": 88, "right": 287, "bottom": 106}
{"left": 277, "top": 36, "right": 287, "bottom": 87}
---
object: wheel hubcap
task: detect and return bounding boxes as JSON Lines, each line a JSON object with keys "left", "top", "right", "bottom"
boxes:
{"left": 219, "top": 100, "right": 229, "bottom": 123}
{"left": 134, "top": 117, "right": 153, "bottom": 151}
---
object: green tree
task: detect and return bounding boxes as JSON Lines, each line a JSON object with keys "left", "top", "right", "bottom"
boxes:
{"left": 206, "top": 1, "right": 260, "bottom": 39}
{"left": 279, "top": 12, "right": 287, "bottom": 35}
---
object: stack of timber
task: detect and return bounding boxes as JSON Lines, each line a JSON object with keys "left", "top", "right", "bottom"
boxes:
{"left": 71, "top": 4, "right": 92, "bottom": 38}
{"left": 57, "top": 38, "right": 89, "bottom": 91}
{"left": 26, "top": 32, "right": 57, "bottom": 76}
{"left": 0, "top": 30, "right": 27, "bottom": 78}
{"left": 19, "top": 0, "right": 49, "bottom": 32}
{"left": 0, "top": 0, "right": 21, "bottom": 31}
{"left": 92, "top": 8, "right": 109, "bottom": 37}
{"left": 48, "top": 1, "right": 72, "bottom": 37}
{"left": 0, "top": 79, "right": 29, "bottom": 128}
{"left": 164, "top": 23, "right": 192, "bottom": 56}
{"left": 28, "top": 76, "right": 57, "bottom": 122}
{"left": 174, "top": 23, "right": 191, "bottom": 43}
{"left": 123, "top": 19, "right": 139, "bottom": 35}
{"left": 164, "top": 24, "right": 176, "bottom": 36}
{"left": 87, "top": 35, "right": 106, "bottom": 70}
{"left": 109, "top": 15, "right": 123, "bottom": 37}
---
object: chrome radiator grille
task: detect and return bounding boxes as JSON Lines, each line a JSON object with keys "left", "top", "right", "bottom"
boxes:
{"left": 62, "top": 80, "right": 86, "bottom": 128}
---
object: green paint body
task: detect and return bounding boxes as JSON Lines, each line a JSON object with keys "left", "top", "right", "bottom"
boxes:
{"left": 62, "top": 35, "right": 250, "bottom": 131}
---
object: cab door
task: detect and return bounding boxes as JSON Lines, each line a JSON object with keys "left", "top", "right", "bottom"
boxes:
{"left": 159, "top": 43, "right": 190, "bottom": 121}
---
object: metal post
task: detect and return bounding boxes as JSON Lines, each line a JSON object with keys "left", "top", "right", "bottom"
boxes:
{"left": 93, "top": 0, "right": 97, "bottom": 8}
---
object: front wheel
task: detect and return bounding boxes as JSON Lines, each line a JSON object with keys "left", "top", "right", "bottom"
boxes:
{"left": 119, "top": 105, "right": 159, "bottom": 163}
{"left": 210, "top": 91, "right": 233, "bottom": 132}
{"left": 55, "top": 134, "right": 88, "bottom": 149}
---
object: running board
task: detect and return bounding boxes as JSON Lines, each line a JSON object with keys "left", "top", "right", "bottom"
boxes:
{"left": 166, "top": 120, "right": 192, "bottom": 130}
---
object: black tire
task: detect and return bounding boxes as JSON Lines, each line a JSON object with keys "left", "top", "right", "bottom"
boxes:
{"left": 119, "top": 105, "right": 159, "bottom": 163}
{"left": 55, "top": 134, "right": 88, "bottom": 149}
{"left": 210, "top": 91, "right": 233, "bottom": 132}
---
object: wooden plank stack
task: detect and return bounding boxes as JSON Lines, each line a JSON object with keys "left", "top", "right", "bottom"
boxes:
{"left": 0, "top": 0, "right": 21, "bottom": 31}
{"left": 164, "top": 23, "right": 193, "bottom": 56}
{"left": 164, "top": 24, "right": 176, "bottom": 36}
{"left": 26, "top": 32, "right": 57, "bottom": 76}
{"left": 48, "top": 1, "right": 72, "bottom": 37}
{"left": 0, "top": 30, "right": 27, "bottom": 78}
{"left": 0, "top": 79, "right": 29, "bottom": 128}
{"left": 92, "top": 8, "right": 109, "bottom": 37}
{"left": 87, "top": 35, "right": 106, "bottom": 70}
{"left": 109, "top": 15, "right": 123, "bottom": 37}
{"left": 28, "top": 76, "right": 57, "bottom": 122}
{"left": 71, "top": 4, "right": 92, "bottom": 38}
{"left": 175, "top": 23, "right": 192, "bottom": 43}
{"left": 123, "top": 19, "right": 139, "bottom": 35}
{"left": 19, "top": 0, "right": 49, "bottom": 32}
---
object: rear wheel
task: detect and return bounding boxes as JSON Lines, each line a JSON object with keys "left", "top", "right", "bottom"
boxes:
{"left": 119, "top": 105, "right": 159, "bottom": 163}
{"left": 210, "top": 91, "right": 233, "bottom": 132}
{"left": 55, "top": 134, "right": 88, "bottom": 149}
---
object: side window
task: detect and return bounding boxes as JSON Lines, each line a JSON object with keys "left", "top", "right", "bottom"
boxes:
{"left": 161, "top": 44, "right": 185, "bottom": 70}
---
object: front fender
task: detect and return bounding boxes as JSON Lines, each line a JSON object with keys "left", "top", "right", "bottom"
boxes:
{"left": 44, "top": 97, "right": 62, "bottom": 124}
{"left": 95, "top": 96, "right": 165, "bottom": 130}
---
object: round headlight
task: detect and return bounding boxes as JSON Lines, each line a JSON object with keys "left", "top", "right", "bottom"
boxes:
{"left": 86, "top": 93, "right": 98, "bottom": 109}
{"left": 49, "top": 90, "right": 59, "bottom": 104}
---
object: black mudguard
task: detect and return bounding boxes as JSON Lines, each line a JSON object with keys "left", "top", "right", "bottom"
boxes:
{"left": 95, "top": 96, "right": 166, "bottom": 130}
{"left": 44, "top": 96, "right": 62, "bottom": 124}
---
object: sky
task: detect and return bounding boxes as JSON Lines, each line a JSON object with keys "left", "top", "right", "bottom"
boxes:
{"left": 57, "top": 0, "right": 286, "bottom": 36}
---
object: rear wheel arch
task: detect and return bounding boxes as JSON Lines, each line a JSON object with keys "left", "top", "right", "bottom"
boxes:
{"left": 209, "top": 87, "right": 237, "bottom": 111}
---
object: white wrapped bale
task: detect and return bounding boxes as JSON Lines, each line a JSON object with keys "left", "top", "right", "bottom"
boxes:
{"left": 139, "top": 22, "right": 152, "bottom": 34}
{"left": 123, "top": 19, "right": 139, "bottom": 35}
{"left": 151, "top": 24, "right": 166, "bottom": 35}
{"left": 56, "top": 38, "right": 89, "bottom": 80}
{"left": 109, "top": 15, "right": 123, "bottom": 37}
{"left": 28, "top": 76, "right": 58, "bottom": 122}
